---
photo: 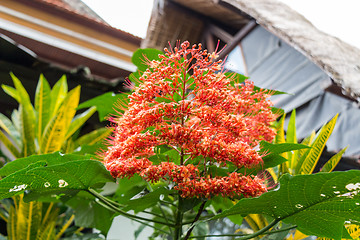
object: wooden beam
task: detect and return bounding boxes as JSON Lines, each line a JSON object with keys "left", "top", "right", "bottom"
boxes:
{"left": 208, "top": 24, "right": 233, "bottom": 43}
{"left": 217, "top": 20, "right": 257, "bottom": 59}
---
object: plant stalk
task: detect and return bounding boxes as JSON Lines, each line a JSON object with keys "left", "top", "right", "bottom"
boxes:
{"left": 174, "top": 196, "right": 184, "bottom": 240}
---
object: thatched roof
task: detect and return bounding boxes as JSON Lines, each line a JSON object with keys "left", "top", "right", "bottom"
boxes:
{"left": 143, "top": 0, "right": 360, "bottom": 100}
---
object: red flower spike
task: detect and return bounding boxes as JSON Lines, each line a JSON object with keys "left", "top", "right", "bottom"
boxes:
{"left": 103, "top": 41, "right": 277, "bottom": 199}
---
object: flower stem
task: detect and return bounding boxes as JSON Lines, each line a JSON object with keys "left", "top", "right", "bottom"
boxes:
{"left": 183, "top": 201, "right": 207, "bottom": 240}
{"left": 88, "top": 188, "right": 175, "bottom": 227}
{"left": 174, "top": 196, "right": 184, "bottom": 240}
{"left": 187, "top": 223, "right": 296, "bottom": 239}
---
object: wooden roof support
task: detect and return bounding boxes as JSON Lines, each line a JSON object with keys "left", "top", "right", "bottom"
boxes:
{"left": 217, "top": 20, "right": 257, "bottom": 59}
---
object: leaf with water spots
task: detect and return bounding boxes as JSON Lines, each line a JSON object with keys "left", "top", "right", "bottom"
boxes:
{"left": 212, "top": 170, "right": 360, "bottom": 240}
{"left": 0, "top": 157, "right": 114, "bottom": 200}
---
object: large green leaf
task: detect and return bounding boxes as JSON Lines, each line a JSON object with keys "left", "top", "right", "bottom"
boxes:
{"left": 213, "top": 170, "right": 360, "bottom": 240}
{"left": 123, "top": 187, "right": 174, "bottom": 213}
{"left": 0, "top": 159, "right": 114, "bottom": 200}
{"left": 259, "top": 142, "right": 310, "bottom": 155}
{"left": 35, "top": 74, "right": 52, "bottom": 143}
{"left": 0, "top": 152, "right": 89, "bottom": 177}
{"left": 66, "top": 192, "right": 115, "bottom": 235}
{"left": 41, "top": 86, "right": 80, "bottom": 153}
{"left": 77, "top": 92, "right": 129, "bottom": 121}
{"left": 131, "top": 48, "right": 163, "bottom": 72}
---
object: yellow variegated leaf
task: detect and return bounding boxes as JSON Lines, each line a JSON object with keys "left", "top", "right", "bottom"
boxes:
{"left": 345, "top": 224, "right": 360, "bottom": 239}
{"left": 10, "top": 73, "right": 37, "bottom": 156}
{"left": 19, "top": 105, "right": 36, "bottom": 156}
{"left": 37, "top": 204, "right": 58, "bottom": 240}
{"left": 287, "top": 110, "right": 297, "bottom": 169}
{"left": 245, "top": 214, "right": 268, "bottom": 232}
{"left": 75, "top": 127, "right": 112, "bottom": 146}
{"left": 275, "top": 114, "right": 289, "bottom": 176}
{"left": 55, "top": 214, "right": 75, "bottom": 240}
{"left": 275, "top": 114, "right": 286, "bottom": 144}
{"left": 14, "top": 195, "right": 42, "bottom": 240}
{"left": 0, "top": 112, "right": 21, "bottom": 148}
{"left": 0, "top": 130, "right": 20, "bottom": 158}
{"left": 35, "top": 74, "right": 51, "bottom": 145}
{"left": 49, "top": 75, "right": 68, "bottom": 119}
{"left": 37, "top": 221, "right": 56, "bottom": 240}
{"left": 11, "top": 109, "right": 21, "bottom": 134}
{"left": 298, "top": 114, "right": 338, "bottom": 175}
{"left": 1, "top": 85, "right": 19, "bottom": 102}
{"left": 7, "top": 205, "right": 17, "bottom": 240}
{"left": 65, "top": 106, "right": 97, "bottom": 140}
{"left": 291, "top": 230, "right": 309, "bottom": 240}
{"left": 41, "top": 86, "right": 80, "bottom": 153}
{"left": 320, "top": 147, "right": 347, "bottom": 173}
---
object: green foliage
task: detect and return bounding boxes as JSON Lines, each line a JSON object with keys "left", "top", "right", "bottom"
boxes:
{"left": 275, "top": 110, "right": 346, "bottom": 176}
{"left": 131, "top": 48, "right": 163, "bottom": 72}
{"left": 213, "top": 170, "right": 360, "bottom": 240}
{"left": 66, "top": 192, "right": 115, "bottom": 235}
{"left": 0, "top": 47, "right": 355, "bottom": 240}
{"left": 0, "top": 74, "right": 111, "bottom": 240}
{"left": 0, "top": 156, "right": 114, "bottom": 200}
{"left": 78, "top": 92, "right": 129, "bottom": 121}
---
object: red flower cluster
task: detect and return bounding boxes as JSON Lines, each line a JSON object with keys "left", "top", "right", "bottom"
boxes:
{"left": 104, "top": 41, "right": 277, "bottom": 198}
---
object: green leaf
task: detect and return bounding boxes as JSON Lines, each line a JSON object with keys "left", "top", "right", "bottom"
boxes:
{"left": 0, "top": 159, "right": 114, "bottom": 200}
{"left": 75, "top": 128, "right": 112, "bottom": 147}
{"left": 77, "top": 92, "right": 129, "bottom": 121}
{"left": 35, "top": 74, "right": 52, "bottom": 142}
{"left": 212, "top": 170, "right": 360, "bottom": 240}
{"left": 275, "top": 114, "right": 286, "bottom": 144}
{"left": 286, "top": 110, "right": 297, "bottom": 169}
{"left": 320, "top": 147, "right": 347, "bottom": 173}
{"left": 0, "top": 112, "right": 21, "bottom": 148}
{"left": 49, "top": 75, "right": 68, "bottom": 118}
{"left": 128, "top": 71, "right": 142, "bottom": 88}
{"left": 1, "top": 84, "right": 19, "bottom": 102}
{"left": 19, "top": 104, "right": 36, "bottom": 156}
{"left": 66, "top": 192, "right": 115, "bottom": 235}
{"left": 297, "top": 114, "right": 338, "bottom": 175}
{"left": 11, "top": 109, "right": 21, "bottom": 133}
{"left": 65, "top": 106, "right": 97, "bottom": 140}
{"left": 11, "top": 73, "right": 36, "bottom": 156}
{"left": 225, "top": 72, "right": 247, "bottom": 87}
{"left": 261, "top": 154, "right": 288, "bottom": 169}
{"left": 260, "top": 142, "right": 310, "bottom": 155}
{"left": 41, "top": 86, "right": 80, "bottom": 153}
{"left": 114, "top": 175, "right": 147, "bottom": 204}
{"left": 9, "top": 195, "right": 43, "bottom": 240}
{"left": 0, "top": 152, "right": 89, "bottom": 177}
{"left": 124, "top": 187, "right": 174, "bottom": 213}
{"left": 131, "top": 48, "right": 163, "bottom": 72}
{"left": 0, "top": 130, "right": 20, "bottom": 158}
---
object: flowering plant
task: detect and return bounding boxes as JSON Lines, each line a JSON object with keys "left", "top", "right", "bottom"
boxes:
{"left": 104, "top": 41, "right": 276, "bottom": 201}
{"left": 0, "top": 42, "right": 359, "bottom": 240}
